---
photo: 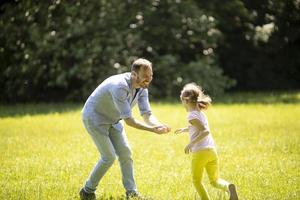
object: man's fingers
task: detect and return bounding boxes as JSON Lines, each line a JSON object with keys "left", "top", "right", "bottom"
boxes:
{"left": 163, "top": 125, "right": 171, "bottom": 132}
{"left": 154, "top": 126, "right": 168, "bottom": 134}
{"left": 157, "top": 125, "right": 171, "bottom": 133}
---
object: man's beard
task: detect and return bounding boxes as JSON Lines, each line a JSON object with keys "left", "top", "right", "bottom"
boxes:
{"left": 136, "top": 77, "right": 149, "bottom": 88}
{"left": 141, "top": 84, "right": 149, "bottom": 88}
{"left": 139, "top": 82, "right": 149, "bottom": 88}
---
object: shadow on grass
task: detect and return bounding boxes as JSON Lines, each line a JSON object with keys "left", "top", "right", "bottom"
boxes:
{"left": 96, "top": 195, "right": 126, "bottom": 200}
{"left": 95, "top": 194, "right": 154, "bottom": 200}
{"left": 0, "top": 103, "right": 82, "bottom": 118}
{"left": 1, "top": 91, "right": 299, "bottom": 118}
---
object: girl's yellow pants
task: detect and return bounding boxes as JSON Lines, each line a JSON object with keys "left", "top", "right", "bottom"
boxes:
{"left": 191, "top": 148, "right": 230, "bottom": 200}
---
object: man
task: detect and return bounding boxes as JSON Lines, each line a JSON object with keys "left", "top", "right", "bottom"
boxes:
{"left": 79, "top": 58, "right": 171, "bottom": 200}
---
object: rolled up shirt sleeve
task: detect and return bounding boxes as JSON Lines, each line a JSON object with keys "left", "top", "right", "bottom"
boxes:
{"left": 138, "top": 89, "right": 152, "bottom": 116}
{"left": 110, "top": 86, "right": 132, "bottom": 119}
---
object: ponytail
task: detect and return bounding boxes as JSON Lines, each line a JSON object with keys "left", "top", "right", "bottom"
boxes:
{"left": 181, "top": 82, "right": 212, "bottom": 109}
{"left": 197, "top": 95, "right": 211, "bottom": 109}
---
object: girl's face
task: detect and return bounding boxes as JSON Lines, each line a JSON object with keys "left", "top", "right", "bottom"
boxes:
{"left": 180, "top": 96, "right": 189, "bottom": 110}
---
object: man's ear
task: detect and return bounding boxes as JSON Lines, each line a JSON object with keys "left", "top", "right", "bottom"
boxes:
{"left": 131, "top": 71, "right": 137, "bottom": 78}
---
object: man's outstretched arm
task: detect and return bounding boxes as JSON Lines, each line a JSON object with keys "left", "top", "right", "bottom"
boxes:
{"left": 142, "top": 113, "right": 171, "bottom": 132}
{"left": 124, "top": 117, "right": 169, "bottom": 134}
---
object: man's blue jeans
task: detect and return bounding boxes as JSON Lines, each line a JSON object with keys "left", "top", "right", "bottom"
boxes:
{"left": 82, "top": 116, "right": 137, "bottom": 194}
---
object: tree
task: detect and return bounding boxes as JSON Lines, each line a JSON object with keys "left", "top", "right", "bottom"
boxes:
{"left": 196, "top": 0, "right": 300, "bottom": 90}
{"left": 0, "top": 0, "right": 234, "bottom": 102}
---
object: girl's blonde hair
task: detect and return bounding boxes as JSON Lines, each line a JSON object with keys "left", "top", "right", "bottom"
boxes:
{"left": 180, "top": 83, "right": 212, "bottom": 109}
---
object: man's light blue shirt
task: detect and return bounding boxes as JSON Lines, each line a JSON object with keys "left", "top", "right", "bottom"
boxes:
{"left": 82, "top": 72, "right": 151, "bottom": 125}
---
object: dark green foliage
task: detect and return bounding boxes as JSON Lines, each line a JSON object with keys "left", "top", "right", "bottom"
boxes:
{"left": 0, "top": 0, "right": 298, "bottom": 103}
{"left": 197, "top": 0, "right": 300, "bottom": 90}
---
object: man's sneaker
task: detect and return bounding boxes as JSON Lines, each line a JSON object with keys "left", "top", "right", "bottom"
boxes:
{"left": 79, "top": 188, "right": 96, "bottom": 200}
{"left": 228, "top": 184, "right": 239, "bottom": 200}
{"left": 126, "top": 191, "right": 149, "bottom": 200}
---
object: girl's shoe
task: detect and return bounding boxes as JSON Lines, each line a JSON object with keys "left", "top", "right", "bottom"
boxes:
{"left": 228, "top": 184, "right": 238, "bottom": 200}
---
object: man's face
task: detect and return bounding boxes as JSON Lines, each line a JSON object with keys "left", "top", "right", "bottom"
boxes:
{"left": 136, "top": 67, "right": 153, "bottom": 88}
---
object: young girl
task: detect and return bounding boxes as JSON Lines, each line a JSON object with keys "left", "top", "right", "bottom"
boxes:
{"left": 175, "top": 83, "right": 238, "bottom": 200}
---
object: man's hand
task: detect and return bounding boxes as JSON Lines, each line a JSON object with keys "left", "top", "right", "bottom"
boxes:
{"left": 162, "top": 124, "right": 171, "bottom": 132}
{"left": 124, "top": 117, "right": 171, "bottom": 134}
{"left": 152, "top": 125, "right": 171, "bottom": 134}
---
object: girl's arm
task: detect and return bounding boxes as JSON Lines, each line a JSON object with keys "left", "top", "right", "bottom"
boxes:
{"left": 189, "top": 119, "right": 208, "bottom": 144}
{"left": 174, "top": 127, "right": 189, "bottom": 134}
{"left": 184, "top": 119, "right": 209, "bottom": 154}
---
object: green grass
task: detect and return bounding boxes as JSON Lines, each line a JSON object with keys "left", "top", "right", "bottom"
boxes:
{"left": 0, "top": 93, "right": 299, "bottom": 200}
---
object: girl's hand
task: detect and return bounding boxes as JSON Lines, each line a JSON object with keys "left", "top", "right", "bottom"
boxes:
{"left": 184, "top": 144, "right": 192, "bottom": 154}
{"left": 174, "top": 128, "right": 186, "bottom": 134}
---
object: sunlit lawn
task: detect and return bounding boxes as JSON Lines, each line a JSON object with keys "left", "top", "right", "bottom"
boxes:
{"left": 0, "top": 92, "right": 299, "bottom": 199}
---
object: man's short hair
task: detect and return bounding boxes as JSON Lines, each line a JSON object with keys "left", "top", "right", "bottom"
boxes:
{"left": 131, "top": 58, "right": 152, "bottom": 72}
